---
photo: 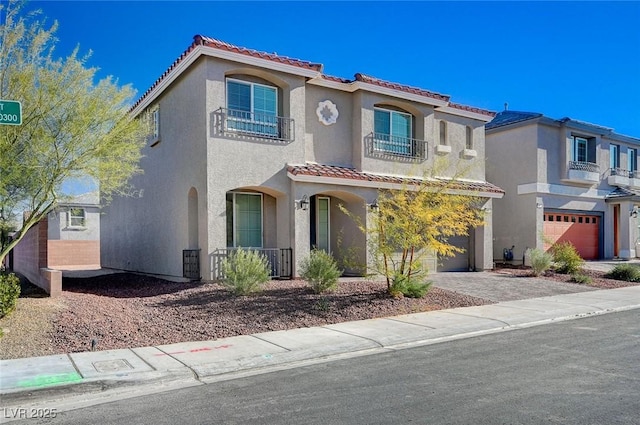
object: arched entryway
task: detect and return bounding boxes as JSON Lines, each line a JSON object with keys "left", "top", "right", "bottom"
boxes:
{"left": 309, "top": 191, "right": 367, "bottom": 276}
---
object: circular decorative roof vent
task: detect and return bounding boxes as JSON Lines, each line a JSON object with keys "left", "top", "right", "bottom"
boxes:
{"left": 316, "top": 100, "right": 339, "bottom": 126}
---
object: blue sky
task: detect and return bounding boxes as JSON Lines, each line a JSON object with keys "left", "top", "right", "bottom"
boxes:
{"left": 26, "top": 1, "right": 640, "bottom": 136}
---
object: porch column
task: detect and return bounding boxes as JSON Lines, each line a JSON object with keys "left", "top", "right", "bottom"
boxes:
{"left": 619, "top": 200, "right": 636, "bottom": 259}
{"left": 291, "top": 186, "right": 311, "bottom": 278}
{"left": 474, "top": 198, "right": 494, "bottom": 271}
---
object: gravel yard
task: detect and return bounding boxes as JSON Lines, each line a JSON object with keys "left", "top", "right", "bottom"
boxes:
{"left": 1, "top": 268, "right": 636, "bottom": 361}
{"left": 0, "top": 273, "right": 491, "bottom": 360}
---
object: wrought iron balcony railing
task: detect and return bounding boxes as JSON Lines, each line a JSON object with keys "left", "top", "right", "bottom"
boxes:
{"left": 569, "top": 161, "right": 599, "bottom": 173}
{"left": 212, "top": 247, "right": 292, "bottom": 280}
{"left": 610, "top": 167, "right": 631, "bottom": 177}
{"left": 367, "top": 133, "right": 428, "bottom": 161}
{"left": 218, "top": 107, "right": 294, "bottom": 142}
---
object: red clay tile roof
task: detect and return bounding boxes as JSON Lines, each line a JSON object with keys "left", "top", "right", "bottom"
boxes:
{"left": 195, "top": 35, "right": 323, "bottom": 71}
{"left": 288, "top": 163, "right": 504, "bottom": 194}
{"left": 131, "top": 36, "right": 495, "bottom": 118}
{"left": 448, "top": 102, "right": 496, "bottom": 117}
{"left": 354, "top": 73, "right": 450, "bottom": 102}
{"left": 131, "top": 35, "right": 323, "bottom": 112}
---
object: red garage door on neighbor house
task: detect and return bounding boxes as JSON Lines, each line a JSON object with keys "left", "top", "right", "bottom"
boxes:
{"left": 543, "top": 212, "right": 600, "bottom": 260}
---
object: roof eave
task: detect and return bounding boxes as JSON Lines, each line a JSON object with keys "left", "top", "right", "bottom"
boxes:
{"left": 287, "top": 171, "right": 504, "bottom": 199}
{"left": 131, "top": 44, "right": 321, "bottom": 117}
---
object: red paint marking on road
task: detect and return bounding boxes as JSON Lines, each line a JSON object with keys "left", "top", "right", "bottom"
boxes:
{"left": 214, "top": 344, "right": 233, "bottom": 350}
{"left": 189, "top": 347, "right": 212, "bottom": 353}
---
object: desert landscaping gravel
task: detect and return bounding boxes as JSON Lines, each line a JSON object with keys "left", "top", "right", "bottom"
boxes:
{"left": 0, "top": 273, "right": 491, "bottom": 360}
{"left": 1, "top": 268, "right": 637, "bottom": 360}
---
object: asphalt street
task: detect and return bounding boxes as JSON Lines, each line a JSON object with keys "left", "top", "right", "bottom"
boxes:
{"left": 16, "top": 309, "right": 640, "bottom": 425}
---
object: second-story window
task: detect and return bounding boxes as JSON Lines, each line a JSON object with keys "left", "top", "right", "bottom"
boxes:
{"left": 629, "top": 148, "right": 637, "bottom": 175}
{"left": 610, "top": 144, "right": 620, "bottom": 170}
{"left": 226, "top": 78, "right": 278, "bottom": 137}
{"left": 374, "top": 107, "right": 412, "bottom": 155}
{"left": 573, "top": 136, "right": 591, "bottom": 163}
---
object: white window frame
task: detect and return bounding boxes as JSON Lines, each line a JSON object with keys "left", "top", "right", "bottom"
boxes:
{"left": 225, "top": 78, "right": 278, "bottom": 116}
{"left": 629, "top": 148, "right": 637, "bottom": 173}
{"left": 68, "top": 207, "right": 86, "bottom": 229}
{"left": 373, "top": 107, "right": 413, "bottom": 155}
{"left": 610, "top": 143, "right": 620, "bottom": 169}
{"left": 573, "top": 136, "right": 588, "bottom": 162}
{"left": 147, "top": 106, "right": 160, "bottom": 146}
{"left": 228, "top": 192, "right": 263, "bottom": 248}
{"left": 373, "top": 107, "right": 413, "bottom": 138}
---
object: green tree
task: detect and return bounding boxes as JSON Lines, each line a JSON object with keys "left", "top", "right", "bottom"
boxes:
{"left": 343, "top": 166, "right": 486, "bottom": 295}
{"left": 0, "top": 1, "right": 149, "bottom": 266}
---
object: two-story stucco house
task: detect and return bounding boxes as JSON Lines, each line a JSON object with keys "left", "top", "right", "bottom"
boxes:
{"left": 486, "top": 109, "right": 640, "bottom": 262}
{"left": 100, "top": 35, "right": 504, "bottom": 281}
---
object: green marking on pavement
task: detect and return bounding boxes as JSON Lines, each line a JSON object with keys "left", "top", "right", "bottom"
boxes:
{"left": 17, "top": 372, "right": 83, "bottom": 388}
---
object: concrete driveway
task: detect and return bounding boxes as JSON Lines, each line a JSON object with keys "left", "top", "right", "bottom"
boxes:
{"left": 430, "top": 271, "right": 597, "bottom": 302}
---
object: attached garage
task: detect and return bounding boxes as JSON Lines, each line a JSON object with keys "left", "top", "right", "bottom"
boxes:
{"left": 437, "top": 234, "right": 470, "bottom": 271}
{"left": 543, "top": 211, "right": 600, "bottom": 260}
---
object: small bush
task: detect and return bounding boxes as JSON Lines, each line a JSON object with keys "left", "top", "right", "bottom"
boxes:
{"left": 221, "top": 248, "right": 270, "bottom": 295}
{"left": 605, "top": 264, "right": 640, "bottom": 282}
{"left": 528, "top": 248, "right": 553, "bottom": 276}
{"left": 0, "top": 273, "right": 21, "bottom": 318}
{"left": 570, "top": 273, "right": 592, "bottom": 285}
{"left": 299, "top": 249, "right": 342, "bottom": 294}
{"left": 389, "top": 273, "right": 432, "bottom": 298}
{"left": 551, "top": 242, "right": 584, "bottom": 274}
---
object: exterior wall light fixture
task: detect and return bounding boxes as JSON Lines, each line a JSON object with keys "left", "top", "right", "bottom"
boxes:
{"left": 369, "top": 199, "right": 379, "bottom": 212}
{"left": 630, "top": 206, "right": 638, "bottom": 218}
{"left": 299, "top": 195, "right": 309, "bottom": 211}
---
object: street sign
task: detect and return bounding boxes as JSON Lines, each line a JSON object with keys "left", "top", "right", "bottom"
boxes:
{"left": 0, "top": 100, "right": 22, "bottom": 125}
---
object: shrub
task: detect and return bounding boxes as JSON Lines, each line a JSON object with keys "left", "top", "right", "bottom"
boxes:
{"left": 0, "top": 273, "right": 21, "bottom": 318}
{"left": 528, "top": 248, "right": 553, "bottom": 276}
{"left": 299, "top": 249, "right": 342, "bottom": 294}
{"left": 389, "top": 273, "right": 432, "bottom": 299}
{"left": 221, "top": 248, "right": 270, "bottom": 295}
{"left": 551, "top": 242, "right": 584, "bottom": 274}
{"left": 570, "top": 273, "right": 592, "bottom": 285}
{"left": 605, "top": 264, "right": 640, "bottom": 282}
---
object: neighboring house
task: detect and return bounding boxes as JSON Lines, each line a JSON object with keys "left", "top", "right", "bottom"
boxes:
{"left": 486, "top": 109, "right": 640, "bottom": 262}
{"left": 11, "top": 192, "right": 101, "bottom": 295}
{"left": 100, "top": 35, "right": 504, "bottom": 281}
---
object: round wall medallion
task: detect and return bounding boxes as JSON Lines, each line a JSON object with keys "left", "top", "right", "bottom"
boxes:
{"left": 316, "top": 100, "right": 339, "bottom": 126}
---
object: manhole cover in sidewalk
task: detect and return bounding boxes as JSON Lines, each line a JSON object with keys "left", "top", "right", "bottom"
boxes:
{"left": 92, "top": 359, "right": 134, "bottom": 373}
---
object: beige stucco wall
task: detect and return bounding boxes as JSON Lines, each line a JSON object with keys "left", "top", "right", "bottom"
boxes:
{"left": 305, "top": 85, "right": 354, "bottom": 167}
{"left": 101, "top": 52, "right": 498, "bottom": 279}
{"left": 486, "top": 123, "right": 539, "bottom": 260}
{"left": 488, "top": 118, "right": 640, "bottom": 261}
{"left": 101, "top": 58, "right": 209, "bottom": 278}
{"left": 47, "top": 206, "right": 101, "bottom": 241}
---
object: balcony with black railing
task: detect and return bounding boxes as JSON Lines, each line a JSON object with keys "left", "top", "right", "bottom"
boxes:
{"left": 217, "top": 107, "right": 294, "bottom": 143}
{"left": 365, "top": 132, "right": 428, "bottom": 161}
{"left": 608, "top": 167, "right": 631, "bottom": 187}
{"left": 565, "top": 160, "right": 600, "bottom": 185}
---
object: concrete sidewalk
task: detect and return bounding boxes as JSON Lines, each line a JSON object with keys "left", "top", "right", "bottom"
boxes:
{"left": 2, "top": 285, "right": 640, "bottom": 418}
